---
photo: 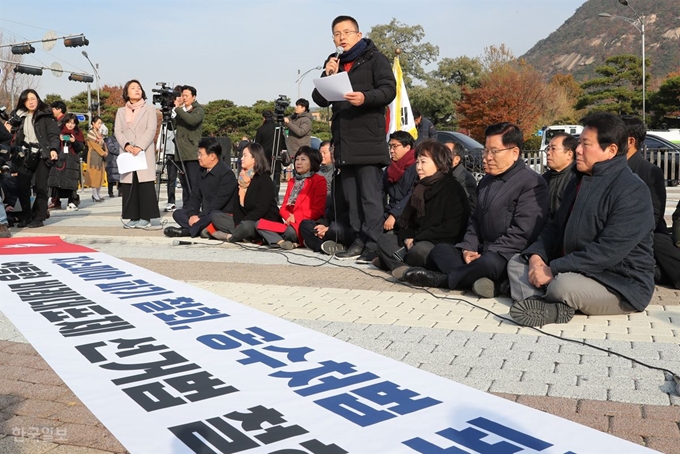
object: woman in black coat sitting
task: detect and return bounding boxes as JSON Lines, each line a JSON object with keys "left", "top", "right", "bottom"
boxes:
{"left": 210, "top": 142, "right": 280, "bottom": 242}
{"left": 375, "top": 140, "right": 471, "bottom": 275}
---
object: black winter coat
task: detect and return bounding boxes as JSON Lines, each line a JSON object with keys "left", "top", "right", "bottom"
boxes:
{"left": 312, "top": 39, "right": 396, "bottom": 167}
{"left": 524, "top": 156, "right": 655, "bottom": 312}
{"left": 627, "top": 151, "right": 667, "bottom": 233}
{"left": 48, "top": 133, "right": 82, "bottom": 191}
{"left": 397, "top": 175, "right": 470, "bottom": 245}
{"left": 383, "top": 164, "right": 417, "bottom": 220}
{"left": 14, "top": 108, "right": 60, "bottom": 162}
{"left": 458, "top": 159, "right": 549, "bottom": 260}
{"left": 542, "top": 162, "right": 577, "bottom": 221}
{"left": 186, "top": 160, "right": 237, "bottom": 219}
{"left": 105, "top": 136, "right": 121, "bottom": 182}
{"left": 415, "top": 116, "right": 437, "bottom": 145}
{"left": 451, "top": 164, "right": 478, "bottom": 213}
{"left": 233, "top": 173, "right": 280, "bottom": 226}
{"left": 254, "top": 120, "right": 285, "bottom": 162}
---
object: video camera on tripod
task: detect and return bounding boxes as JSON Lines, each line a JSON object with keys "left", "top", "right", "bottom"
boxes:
{"left": 152, "top": 82, "right": 181, "bottom": 123}
{"left": 273, "top": 95, "right": 290, "bottom": 125}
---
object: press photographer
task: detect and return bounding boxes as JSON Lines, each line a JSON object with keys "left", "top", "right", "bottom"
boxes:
{"left": 284, "top": 98, "right": 313, "bottom": 155}
{"left": 173, "top": 85, "right": 204, "bottom": 208}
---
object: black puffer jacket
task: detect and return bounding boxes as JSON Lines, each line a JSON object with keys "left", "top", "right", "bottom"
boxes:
{"left": 312, "top": 39, "right": 396, "bottom": 167}
{"left": 14, "top": 108, "right": 60, "bottom": 162}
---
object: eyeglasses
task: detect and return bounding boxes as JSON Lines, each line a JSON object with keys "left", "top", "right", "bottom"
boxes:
{"left": 388, "top": 143, "right": 402, "bottom": 150}
{"left": 333, "top": 30, "right": 358, "bottom": 39}
{"left": 482, "top": 146, "right": 515, "bottom": 157}
{"left": 546, "top": 146, "right": 567, "bottom": 153}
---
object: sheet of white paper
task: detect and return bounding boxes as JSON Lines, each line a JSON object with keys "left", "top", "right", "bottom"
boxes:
{"left": 117, "top": 151, "right": 147, "bottom": 175}
{"left": 313, "top": 72, "right": 353, "bottom": 102}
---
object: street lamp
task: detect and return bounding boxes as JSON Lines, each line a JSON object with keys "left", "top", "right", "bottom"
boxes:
{"left": 296, "top": 66, "right": 322, "bottom": 99}
{"left": 82, "top": 51, "right": 101, "bottom": 117}
{"left": 598, "top": 0, "right": 646, "bottom": 122}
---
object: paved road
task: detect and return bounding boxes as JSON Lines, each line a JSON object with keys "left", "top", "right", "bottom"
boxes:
{"left": 0, "top": 186, "right": 679, "bottom": 453}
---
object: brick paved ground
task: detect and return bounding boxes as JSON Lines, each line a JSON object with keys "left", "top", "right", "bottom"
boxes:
{"left": 0, "top": 188, "right": 677, "bottom": 453}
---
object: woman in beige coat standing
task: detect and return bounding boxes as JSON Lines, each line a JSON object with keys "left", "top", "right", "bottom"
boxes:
{"left": 86, "top": 116, "right": 108, "bottom": 202}
{"left": 114, "top": 79, "right": 159, "bottom": 228}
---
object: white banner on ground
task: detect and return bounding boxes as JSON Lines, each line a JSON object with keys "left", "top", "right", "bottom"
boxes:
{"left": 0, "top": 237, "right": 658, "bottom": 454}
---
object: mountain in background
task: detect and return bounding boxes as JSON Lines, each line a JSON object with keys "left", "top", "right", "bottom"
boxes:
{"left": 522, "top": 0, "right": 680, "bottom": 85}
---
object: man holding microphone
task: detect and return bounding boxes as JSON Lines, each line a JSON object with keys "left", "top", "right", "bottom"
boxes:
{"left": 312, "top": 15, "right": 396, "bottom": 262}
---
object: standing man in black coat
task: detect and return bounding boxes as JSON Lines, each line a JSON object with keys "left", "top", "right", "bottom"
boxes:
{"left": 312, "top": 15, "right": 396, "bottom": 262}
{"left": 254, "top": 111, "right": 285, "bottom": 197}
{"left": 621, "top": 116, "right": 680, "bottom": 289}
{"left": 413, "top": 109, "right": 437, "bottom": 145}
{"left": 163, "top": 138, "right": 237, "bottom": 238}
{"left": 402, "top": 123, "right": 549, "bottom": 298}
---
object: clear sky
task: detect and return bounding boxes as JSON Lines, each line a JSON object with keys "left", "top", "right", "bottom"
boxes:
{"left": 3, "top": 0, "right": 586, "bottom": 107}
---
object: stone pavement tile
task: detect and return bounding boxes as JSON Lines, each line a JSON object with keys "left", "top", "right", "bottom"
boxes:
{"left": 51, "top": 406, "right": 101, "bottom": 427}
{"left": 47, "top": 446, "right": 118, "bottom": 454}
{"left": 12, "top": 401, "right": 68, "bottom": 420}
{"left": 52, "top": 423, "right": 126, "bottom": 452}
{"left": 467, "top": 367, "right": 522, "bottom": 382}
{"left": 0, "top": 436, "right": 57, "bottom": 454}
{"left": 577, "top": 376, "right": 635, "bottom": 390}
{"left": 489, "top": 381, "right": 548, "bottom": 396}
{"left": 645, "top": 437, "right": 680, "bottom": 454}
{"left": 578, "top": 399, "right": 642, "bottom": 418}
{"left": 0, "top": 415, "right": 63, "bottom": 437}
{"left": 0, "top": 380, "right": 71, "bottom": 403}
{"left": 547, "top": 384, "right": 608, "bottom": 400}
{"left": 609, "top": 389, "right": 672, "bottom": 406}
{"left": 515, "top": 395, "right": 578, "bottom": 419}
{"left": 521, "top": 371, "right": 577, "bottom": 386}
{"left": 642, "top": 404, "right": 680, "bottom": 421}
{"left": 610, "top": 417, "right": 680, "bottom": 439}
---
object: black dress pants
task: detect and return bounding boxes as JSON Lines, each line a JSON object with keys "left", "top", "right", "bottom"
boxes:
{"left": 177, "top": 160, "right": 201, "bottom": 208}
{"left": 427, "top": 243, "right": 508, "bottom": 290}
{"left": 298, "top": 219, "right": 355, "bottom": 252}
{"left": 340, "top": 164, "right": 384, "bottom": 244}
{"left": 173, "top": 209, "right": 222, "bottom": 237}
{"left": 16, "top": 160, "right": 49, "bottom": 222}
{"left": 654, "top": 231, "right": 680, "bottom": 288}
{"left": 376, "top": 232, "right": 434, "bottom": 271}
{"left": 211, "top": 212, "right": 259, "bottom": 243}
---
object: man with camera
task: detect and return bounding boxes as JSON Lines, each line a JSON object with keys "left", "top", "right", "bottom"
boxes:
{"left": 173, "top": 85, "right": 204, "bottom": 208}
{"left": 284, "top": 98, "right": 313, "bottom": 155}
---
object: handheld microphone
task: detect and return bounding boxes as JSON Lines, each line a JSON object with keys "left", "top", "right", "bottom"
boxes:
{"left": 172, "top": 239, "right": 199, "bottom": 246}
{"left": 328, "top": 46, "right": 344, "bottom": 75}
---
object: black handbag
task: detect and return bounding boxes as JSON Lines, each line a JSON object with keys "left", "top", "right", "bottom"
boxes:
{"left": 22, "top": 147, "right": 41, "bottom": 172}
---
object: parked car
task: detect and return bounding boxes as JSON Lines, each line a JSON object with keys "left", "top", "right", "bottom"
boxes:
{"left": 643, "top": 134, "right": 680, "bottom": 186}
{"left": 435, "top": 131, "right": 485, "bottom": 181}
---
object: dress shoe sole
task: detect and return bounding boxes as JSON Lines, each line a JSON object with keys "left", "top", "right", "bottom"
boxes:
{"left": 510, "top": 298, "right": 575, "bottom": 327}
{"left": 320, "top": 241, "right": 346, "bottom": 255}
{"left": 334, "top": 253, "right": 362, "bottom": 260}
{"left": 472, "top": 278, "right": 498, "bottom": 298}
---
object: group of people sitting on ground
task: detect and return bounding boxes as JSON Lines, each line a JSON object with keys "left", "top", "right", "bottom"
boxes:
{"left": 162, "top": 112, "right": 680, "bottom": 330}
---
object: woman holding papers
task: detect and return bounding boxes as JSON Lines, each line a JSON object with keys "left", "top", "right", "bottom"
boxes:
{"left": 114, "top": 79, "right": 159, "bottom": 229}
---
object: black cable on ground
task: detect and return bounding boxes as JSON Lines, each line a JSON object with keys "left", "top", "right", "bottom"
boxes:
{"left": 190, "top": 239, "right": 680, "bottom": 395}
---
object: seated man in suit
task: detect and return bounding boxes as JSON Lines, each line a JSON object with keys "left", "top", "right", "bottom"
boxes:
{"left": 508, "top": 113, "right": 655, "bottom": 326}
{"left": 164, "top": 138, "right": 237, "bottom": 238}
{"left": 442, "top": 140, "right": 478, "bottom": 212}
{"left": 542, "top": 132, "right": 577, "bottom": 221}
{"left": 402, "top": 122, "right": 549, "bottom": 298}
{"left": 622, "top": 115, "right": 680, "bottom": 289}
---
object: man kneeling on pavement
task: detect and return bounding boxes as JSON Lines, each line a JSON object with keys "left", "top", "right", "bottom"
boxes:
{"left": 507, "top": 112, "right": 655, "bottom": 327}
{"left": 164, "top": 138, "right": 237, "bottom": 238}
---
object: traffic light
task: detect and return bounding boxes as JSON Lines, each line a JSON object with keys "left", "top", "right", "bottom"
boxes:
{"left": 64, "top": 36, "right": 89, "bottom": 48}
{"left": 68, "top": 73, "right": 94, "bottom": 83}
{"left": 14, "top": 65, "right": 43, "bottom": 76}
{"left": 11, "top": 44, "right": 35, "bottom": 55}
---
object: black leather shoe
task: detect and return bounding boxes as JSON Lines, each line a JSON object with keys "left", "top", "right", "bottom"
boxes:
{"left": 335, "top": 239, "right": 364, "bottom": 259}
{"left": 356, "top": 248, "right": 377, "bottom": 264}
{"left": 27, "top": 220, "right": 44, "bottom": 228}
{"left": 164, "top": 226, "right": 189, "bottom": 238}
{"left": 402, "top": 267, "right": 448, "bottom": 288}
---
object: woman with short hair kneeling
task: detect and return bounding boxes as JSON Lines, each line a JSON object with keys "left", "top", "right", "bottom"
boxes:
{"left": 376, "top": 140, "right": 471, "bottom": 277}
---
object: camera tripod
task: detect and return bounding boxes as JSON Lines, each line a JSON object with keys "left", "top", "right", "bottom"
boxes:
{"left": 155, "top": 119, "right": 189, "bottom": 203}
{"left": 270, "top": 120, "right": 290, "bottom": 200}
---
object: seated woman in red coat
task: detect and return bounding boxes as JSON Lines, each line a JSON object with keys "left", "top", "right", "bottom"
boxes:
{"left": 210, "top": 143, "right": 280, "bottom": 243}
{"left": 375, "top": 140, "right": 471, "bottom": 276}
{"left": 256, "top": 146, "right": 327, "bottom": 250}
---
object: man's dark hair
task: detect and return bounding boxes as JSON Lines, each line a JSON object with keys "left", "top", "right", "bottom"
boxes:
{"left": 320, "top": 140, "right": 331, "bottom": 149}
{"left": 122, "top": 79, "right": 147, "bottom": 102}
{"left": 51, "top": 100, "right": 67, "bottom": 114}
{"left": 550, "top": 132, "right": 578, "bottom": 153}
{"left": 262, "top": 110, "right": 273, "bottom": 120}
{"left": 247, "top": 142, "right": 271, "bottom": 175}
{"left": 580, "top": 112, "right": 628, "bottom": 156}
{"left": 295, "top": 146, "right": 322, "bottom": 173}
{"left": 332, "top": 15, "right": 359, "bottom": 31}
{"left": 181, "top": 85, "right": 197, "bottom": 97}
{"left": 448, "top": 142, "right": 465, "bottom": 159}
{"left": 198, "top": 137, "right": 222, "bottom": 158}
{"left": 485, "top": 122, "right": 523, "bottom": 151}
{"left": 389, "top": 131, "right": 415, "bottom": 149}
{"left": 295, "top": 98, "right": 310, "bottom": 112}
{"left": 620, "top": 115, "right": 647, "bottom": 151}
{"left": 412, "top": 108, "right": 422, "bottom": 119}
{"left": 415, "top": 139, "right": 451, "bottom": 174}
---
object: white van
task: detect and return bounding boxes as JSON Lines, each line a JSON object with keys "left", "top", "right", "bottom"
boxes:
{"left": 539, "top": 125, "right": 584, "bottom": 151}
